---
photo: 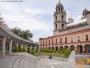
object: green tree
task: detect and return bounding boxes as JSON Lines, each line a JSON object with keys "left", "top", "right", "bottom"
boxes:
{"left": 11, "top": 28, "right": 33, "bottom": 40}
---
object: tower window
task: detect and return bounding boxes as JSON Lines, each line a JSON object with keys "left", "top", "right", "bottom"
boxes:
{"left": 55, "top": 16, "right": 57, "bottom": 20}
{"left": 61, "top": 15, "right": 64, "bottom": 20}
{"left": 61, "top": 8, "right": 63, "bottom": 12}
{"left": 59, "top": 8, "right": 60, "bottom": 12}
{"left": 62, "top": 24, "right": 64, "bottom": 28}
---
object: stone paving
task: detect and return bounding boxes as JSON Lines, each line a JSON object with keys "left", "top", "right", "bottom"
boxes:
{"left": 0, "top": 53, "right": 90, "bottom": 68}
{"left": 0, "top": 53, "right": 37, "bottom": 68}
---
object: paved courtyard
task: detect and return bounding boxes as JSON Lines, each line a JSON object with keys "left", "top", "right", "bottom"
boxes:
{"left": 0, "top": 53, "right": 90, "bottom": 68}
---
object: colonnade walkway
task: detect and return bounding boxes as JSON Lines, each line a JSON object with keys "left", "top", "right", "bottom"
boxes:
{"left": 0, "top": 53, "right": 90, "bottom": 68}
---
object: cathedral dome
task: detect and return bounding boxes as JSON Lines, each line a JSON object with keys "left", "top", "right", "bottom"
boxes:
{"left": 82, "top": 8, "right": 89, "bottom": 16}
{"left": 56, "top": 0, "right": 63, "bottom": 8}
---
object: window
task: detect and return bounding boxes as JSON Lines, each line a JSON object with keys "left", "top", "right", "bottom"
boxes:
{"left": 43, "top": 41, "right": 44, "bottom": 45}
{"left": 59, "top": 8, "right": 60, "bottom": 12}
{"left": 65, "top": 37, "right": 67, "bottom": 43}
{"left": 60, "top": 38, "right": 62, "bottom": 43}
{"left": 56, "top": 24, "right": 57, "bottom": 29}
{"left": 78, "top": 36, "right": 80, "bottom": 42}
{"left": 56, "top": 39, "right": 57, "bottom": 44}
{"left": 52, "top": 39, "right": 53, "bottom": 44}
{"left": 61, "top": 15, "right": 64, "bottom": 20}
{"left": 71, "top": 37, "right": 73, "bottom": 42}
{"left": 86, "top": 35, "right": 88, "bottom": 41}
{"left": 61, "top": 8, "right": 63, "bottom": 12}
{"left": 46, "top": 41, "right": 47, "bottom": 44}
{"left": 62, "top": 24, "right": 64, "bottom": 28}
{"left": 49, "top": 40, "right": 50, "bottom": 45}
{"left": 55, "top": 16, "right": 57, "bottom": 20}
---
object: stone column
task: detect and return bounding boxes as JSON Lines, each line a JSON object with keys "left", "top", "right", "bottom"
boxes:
{"left": 25, "top": 45, "right": 27, "bottom": 52}
{"left": 82, "top": 45, "right": 85, "bottom": 53}
{"left": 21, "top": 44, "right": 24, "bottom": 52}
{"left": 2, "top": 37, "right": 6, "bottom": 57}
{"left": 75, "top": 45, "right": 77, "bottom": 52}
{"left": 9, "top": 40, "right": 12, "bottom": 55}
{"left": 30, "top": 46, "right": 32, "bottom": 52}
{"left": 16, "top": 42, "right": 18, "bottom": 49}
{"left": 34, "top": 46, "right": 37, "bottom": 51}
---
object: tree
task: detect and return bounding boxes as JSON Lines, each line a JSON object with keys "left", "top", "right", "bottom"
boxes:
{"left": 11, "top": 28, "right": 33, "bottom": 40}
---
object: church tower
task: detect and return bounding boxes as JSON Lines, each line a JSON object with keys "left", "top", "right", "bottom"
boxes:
{"left": 53, "top": 0, "right": 67, "bottom": 35}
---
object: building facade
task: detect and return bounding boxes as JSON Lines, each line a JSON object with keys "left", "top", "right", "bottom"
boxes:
{"left": 39, "top": 1, "right": 90, "bottom": 53}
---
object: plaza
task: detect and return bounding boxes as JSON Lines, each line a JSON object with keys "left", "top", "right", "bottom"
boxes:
{"left": 0, "top": 0, "right": 90, "bottom": 68}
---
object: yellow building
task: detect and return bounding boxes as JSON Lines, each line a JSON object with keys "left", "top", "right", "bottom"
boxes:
{"left": 39, "top": 1, "right": 90, "bottom": 53}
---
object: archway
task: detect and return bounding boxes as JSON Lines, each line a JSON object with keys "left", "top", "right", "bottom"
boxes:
{"left": 65, "top": 46, "right": 68, "bottom": 49}
{"left": 60, "top": 46, "right": 63, "bottom": 50}
{"left": 49, "top": 47, "right": 51, "bottom": 49}
{"left": 52, "top": 47, "right": 54, "bottom": 50}
{"left": 76, "top": 45, "right": 83, "bottom": 53}
{"left": 84, "top": 44, "right": 90, "bottom": 53}
{"left": 70, "top": 45, "right": 75, "bottom": 51}
{"left": 56, "top": 46, "right": 58, "bottom": 51}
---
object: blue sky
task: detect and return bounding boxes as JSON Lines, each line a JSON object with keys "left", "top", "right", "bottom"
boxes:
{"left": 0, "top": 0, "right": 90, "bottom": 42}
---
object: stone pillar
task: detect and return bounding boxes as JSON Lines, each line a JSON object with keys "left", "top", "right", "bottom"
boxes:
{"left": 30, "top": 46, "right": 32, "bottom": 52}
{"left": 2, "top": 37, "right": 6, "bottom": 57}
{"left": 21, "top": 44, "right": 24, "bottom": 52}
{"left": 34, "top": 46, "right": 37, "bottom": 51}
{"left": 16, "top": 42, "right": 18, "bottom": 50}
{"left": 25, "top": 45, "right": 27, "bottom": 52}
{"left": 75, "top": 45, "right": 77, "bottom": 52}
{"left": 9, "top": 40, "right": 12, "bottom": 55}
{"left": 82, "top": 45, "right": 85, "bottom": 53}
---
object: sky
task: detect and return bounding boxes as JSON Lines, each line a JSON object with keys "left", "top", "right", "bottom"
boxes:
{"left": 0, "top": 0, "right": 90, "bottom": 42}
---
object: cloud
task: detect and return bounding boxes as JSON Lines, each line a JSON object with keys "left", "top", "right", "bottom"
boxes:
{"left": 0, "top": 0, "right": 89, "bottom": 42}
{"left": 4, "top": 14, "right": 49, "bottom": 32}
{"left": 24, "top": 8, "right": 43, "bottom": 16}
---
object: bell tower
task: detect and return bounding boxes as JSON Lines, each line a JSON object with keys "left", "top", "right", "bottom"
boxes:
{"left": 53, "top": 0, "right": 67, "bottom": 35}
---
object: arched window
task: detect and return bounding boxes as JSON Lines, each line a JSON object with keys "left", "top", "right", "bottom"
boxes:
{"left": 62, "top": 24, "right": 64, "bottom": 28}
{"left": 71, "top": 37, "right": 73, "bottom": 42}
{"left": 65, "top": 37, "right": 67, "bottom": 43}
{"left": 60, "top": 38, "right": 62, "bottom": 43}
{"left": 61, "top": 15, "right": 64, "bottom": 20}
{"left": 61, "top": 7, "right": 63, "bottom": 12}
{"left": 86, "top": 35, "right": 88, "bottom": 41}
{"left": 43, "top": 41, "right": 44, "bottom": 45}
{"left": 59, "top": 8, "right": 60, "bottom": 12}
{"left": 78, "top": 36, "right": 80, "bottom": 42}
{"left": 55, "top": 16, "right": 57, "bottom": 20}
{"left": 56, "top": 39, "right": 57, "bottom": 44}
